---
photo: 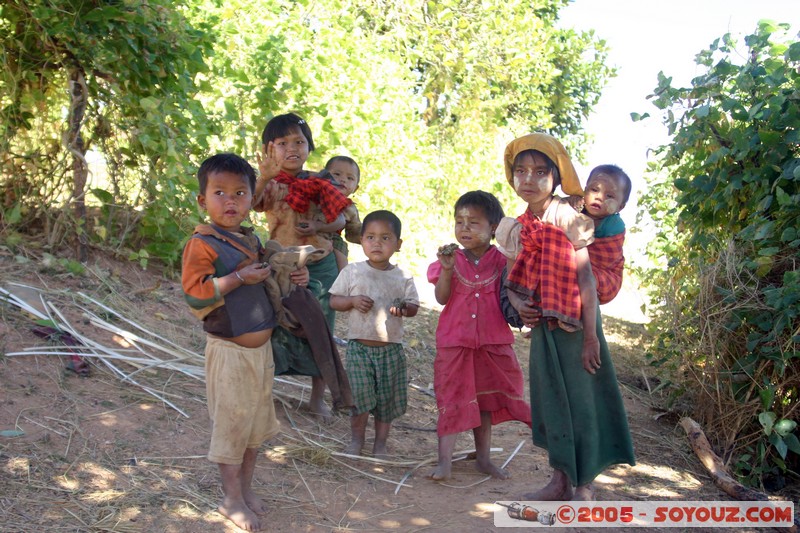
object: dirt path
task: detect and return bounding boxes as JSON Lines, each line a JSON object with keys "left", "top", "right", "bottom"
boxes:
{"left": 0, "top": 257, "right": 756, "bottom": 532}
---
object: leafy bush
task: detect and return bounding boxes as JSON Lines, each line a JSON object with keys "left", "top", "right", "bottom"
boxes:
{"left": 637, "top": 21, "right": 799, "bottom": 488}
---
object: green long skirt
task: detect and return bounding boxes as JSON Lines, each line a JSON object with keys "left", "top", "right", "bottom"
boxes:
{"left": 306, "top": 252, "right": 339, "bottom": 330}
{"left": 272, "top": 253, "right": 340, "bottom": 377}
{"left": 529, "top": 311, "right": 635, "bottom": 486}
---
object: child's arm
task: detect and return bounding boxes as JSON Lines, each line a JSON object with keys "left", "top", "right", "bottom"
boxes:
{"left": 575, "top": 247, "right": 600, "bottom": 374}
{"left": 182, "top": 239, "right": 272, "bottom": 321}
{"left": 506, "top": 289, "right": 541, "bottom": 327}
{"left": 504, "top": 258, "right": 542, "bottom": 327}
{"left": 221, "top": 263, "right": 272, "bottom": 294}
{"left": 433, "top": 246, "right": 456, "bottom": 305}
{"left": 343, "top": 204, "right": 362, "bottom": 244}
{"left": 182, "top": 239, "right": 271, "bottom": 298}
{"left": 296, "top": 213, "right": 346, "bottom": 237}
{"left": 330, "top": 294, "right": 374, "bottom": 313}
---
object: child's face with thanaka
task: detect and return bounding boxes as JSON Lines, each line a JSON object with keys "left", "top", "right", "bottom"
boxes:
{"left": 197, "top": 171, "right": 253, "bottom": 232}
{"left": 327, "top": 160, "right": 360, "bottom": 197}
{"left": 584, "top": 171, "right": 625, "bottom": 220}
{"left": 454, "top": 205, "right": 494, "bottom": 257}
{"left": 512, "top": 153, "right": 554, "bottom": 209}
{"left": 265, "top": 126, "right": 309, "bottom": 176}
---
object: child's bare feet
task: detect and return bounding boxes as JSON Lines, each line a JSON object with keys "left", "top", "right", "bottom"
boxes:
{"left": 521, "top": 469, "right": 573, "bottom": 501}
{"left": 243, "top": 489, "right": 268, "bottom": 515}
{"left": 427, "top": 463, "right": 451, "bottom": 481}
{"left": 303, "top": 400, "right": 334, "bottom": 424}
{"left": 476, "top": 459, "right": 509, "bottom": 479}
{"left": 309, "top": 377, "right": 334, "bottom": 424}
{"left": 219, "top": 497, "right": 262, "bottom": 531}
{"left": 343, "top": 438, "right": 364, "bottom": 456}
{"left": 572, "top": 483, "right": 595, "bottom": 501}
{"left": 372, "top": 441, "right": 389, "bottom": 460}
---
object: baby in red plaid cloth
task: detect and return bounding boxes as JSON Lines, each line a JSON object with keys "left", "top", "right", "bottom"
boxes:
{"left": 498, "top": 133, "right": 635, "bottom": 502}
{"left": 577, "top": 164, "right": 632, "bottom": 304}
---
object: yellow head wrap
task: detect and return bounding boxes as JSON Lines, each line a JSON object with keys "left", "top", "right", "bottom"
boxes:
{"left": 503, "top": 133, "right": 583, "bottom": 196}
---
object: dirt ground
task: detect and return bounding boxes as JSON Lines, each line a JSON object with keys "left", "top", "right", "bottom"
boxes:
{"left": 0, "top": 248, "right": 792, "bottom": 532}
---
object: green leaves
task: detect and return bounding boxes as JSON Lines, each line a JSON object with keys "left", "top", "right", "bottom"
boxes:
{"left": 638, "top": 21, "right": 800, "bottom": 488}
{"left": 1, "top": 0, "right": 216, "bottom": 268}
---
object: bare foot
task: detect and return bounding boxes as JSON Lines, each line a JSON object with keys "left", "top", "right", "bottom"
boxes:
{"left": 572, "top": 483, "right": 595, "bottom": 501}
{"left": 372, "top": 441, "right": 389, "bottom": 460}
{"left": 304, "top": 400, "right": 334, "bottom": 424}
{"left": 476, "top": 459, "right": 509, "bottom": 479}
{"left": 521, "top": 469, "right": 573, "bottom": 501}
{"left": 243, "top": 489, "right": 268, "bottom": 515}
{"left": 219, "top": 498, "right": 262, "bottom": 531}
{"left": 427, "top": 463, "right": 451, "bottom": 481}
{"left": 343, "top": 439, "right": 363, "bottom": 456}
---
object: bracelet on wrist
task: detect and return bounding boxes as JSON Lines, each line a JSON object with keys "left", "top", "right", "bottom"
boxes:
{"left": 234, "top": 270, "right": 245, "bottom": 284}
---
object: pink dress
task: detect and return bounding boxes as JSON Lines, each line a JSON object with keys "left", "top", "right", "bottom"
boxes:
{"left": 427, "top": 246, "right": 531, "bottom": 436}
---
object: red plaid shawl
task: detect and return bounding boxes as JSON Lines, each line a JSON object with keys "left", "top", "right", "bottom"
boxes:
{"left": 589, "top": 232, "right": 625, "bottom": 305}
{"left": 505, "top": 210, "right": 582, "bottom": 330}
{"left": 274, "top": 171, "right": 352, "bottom": 223}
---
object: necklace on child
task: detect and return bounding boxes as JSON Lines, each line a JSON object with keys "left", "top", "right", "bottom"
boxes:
{"left": 463, "top": 250, "right": 481, "bottom": 265}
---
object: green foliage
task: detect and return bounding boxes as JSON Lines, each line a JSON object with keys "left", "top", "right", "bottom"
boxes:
{"left": 183, "top": 0, "right": 611, "bottom": 272}
{"left": 1, "top": 0, "right": 611, "bottom": 277}
{"left": 1, "top": 0, "right": 215, "bottom": 265}
{"left": 638, "top": 21, "right": 800, "bottom": 488}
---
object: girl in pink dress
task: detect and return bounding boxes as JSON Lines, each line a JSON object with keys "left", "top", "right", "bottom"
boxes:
{"left": 426, "top": 191, "right": 531, "bottom": 480}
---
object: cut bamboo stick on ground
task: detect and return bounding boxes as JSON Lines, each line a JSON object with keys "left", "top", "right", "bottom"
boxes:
{"left": 680, "top": 418, "right": 800, "bottom": 532}
{"left": 679, "top": 417, "right": 768, "bottom": 501}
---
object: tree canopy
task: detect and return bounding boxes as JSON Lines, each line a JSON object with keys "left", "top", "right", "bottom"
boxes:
{"left": 0, "top": 0, "right": 611, "bottom": 270}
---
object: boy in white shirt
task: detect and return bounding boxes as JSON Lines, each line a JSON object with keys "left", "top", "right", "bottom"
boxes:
{"left": 329, "top": 210, "right": 419, "bottom": 458}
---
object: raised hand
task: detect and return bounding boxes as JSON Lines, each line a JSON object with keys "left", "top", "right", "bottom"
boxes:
{"left": 256, "top": 141, "right": 283, "bottom": 181}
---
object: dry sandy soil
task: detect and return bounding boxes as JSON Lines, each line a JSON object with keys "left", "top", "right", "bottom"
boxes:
{"left": 0, "top": 248, "right": 792, "bottom": 532}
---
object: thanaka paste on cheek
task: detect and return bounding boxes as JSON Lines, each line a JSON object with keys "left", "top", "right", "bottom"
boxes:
{"left": 604, "top": 198, "right": 620, "bottom": 215}
{"left": 536, "top": 177, "right": 551, "bottom": 192}
{"left": 455, "top": 207, "right": 492, "bottom": 245}
{"left": 475, "top": 229, "right": 491, "bottom": 244}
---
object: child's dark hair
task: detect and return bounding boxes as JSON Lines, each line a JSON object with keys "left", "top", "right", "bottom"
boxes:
{"left": 362, "top": 210, "right": 402, "bottom": 239}
{"left": 513, "top": 149, "right": 561, "bottom": 192}
{"left": 454, "top": 190, "right": 505, "bottom": 226}
{"left": 589, "top": 164, "right": 632, "bottom": 205}
{"left": 325, "top": 155, "right": 361, "bottom": 182}
{"left": 261, "top": 112, "right": 315, "bottom": 151}
{"left": 197, "top": 153, "right": 256, "bottom": 194}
